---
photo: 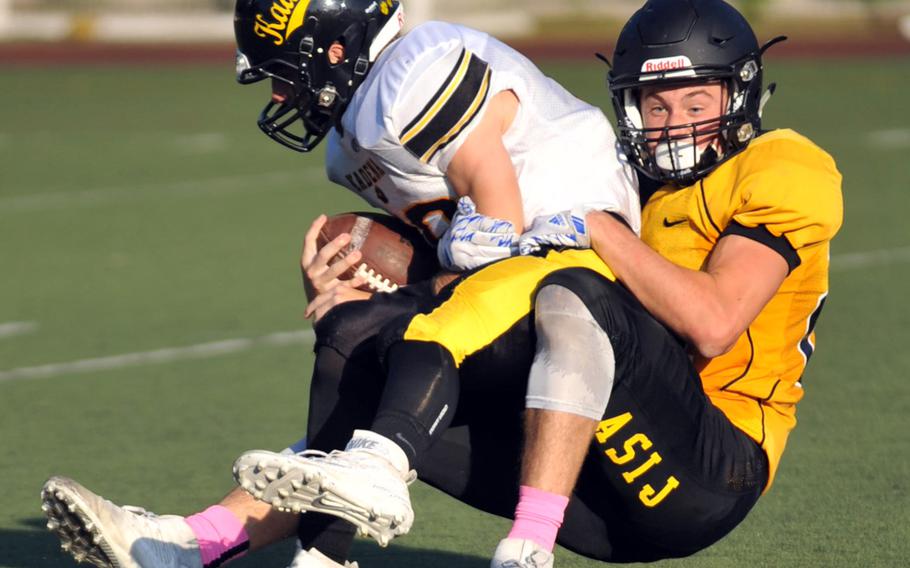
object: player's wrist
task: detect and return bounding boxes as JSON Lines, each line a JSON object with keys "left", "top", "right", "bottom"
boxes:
{"left": 587, "top": 210, "right": 629, "bottom": 249}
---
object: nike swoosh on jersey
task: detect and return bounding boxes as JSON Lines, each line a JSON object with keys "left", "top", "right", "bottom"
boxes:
{"left": 663, "top": 217, "right": 687, "bottom": 227}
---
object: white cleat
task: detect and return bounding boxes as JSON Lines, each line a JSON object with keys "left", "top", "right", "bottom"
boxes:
{"left": 286, "top": 542, "right": 359, "bottom": 568}
{"left": 491, "top": 538, "right": 554, "bottom": 568}
{"left": 234, "top": 430, "right": 415, "bottom": 547}
{"left": 40, "top": 476, "right": 202, "bottom": 568}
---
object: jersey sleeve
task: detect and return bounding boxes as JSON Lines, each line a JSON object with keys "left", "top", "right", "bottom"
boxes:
{"left": 724, "top": 132, "right": 843, "bottom": 271}
{"left": 386, "top": 25, "right": 494, "bottom": 172}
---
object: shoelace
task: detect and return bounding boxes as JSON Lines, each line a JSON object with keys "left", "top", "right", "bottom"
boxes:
{"left": 293, "top": 449, "right": 418, "bottom": 485}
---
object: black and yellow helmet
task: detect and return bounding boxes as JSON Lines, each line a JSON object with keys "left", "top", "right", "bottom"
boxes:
{"left": 608, "top": 0, "right": 784, "bottom": 185}
{"left": 235, "top": 0, "right": 404, "bottom": 151}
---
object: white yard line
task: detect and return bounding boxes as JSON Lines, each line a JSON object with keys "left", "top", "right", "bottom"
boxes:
{"left": 1, "top": 245, "right": 906, "bottom": 384}
{"left": 0, "top": 321, "right": 38, "bottom": 339}
{"left": 0, "top": 168, "right": 322, "bottom": 213}
{"left": 173, "top": 133, "right": 230, "bottom": 155}
{"left": 866, "top": 128, "right": 910, "bottom": 149}
{"left": 830, "top": 245, "right": 910, "bottom": 271}
{"left": 0, "top": 329, "right": 314, "bottom": 383}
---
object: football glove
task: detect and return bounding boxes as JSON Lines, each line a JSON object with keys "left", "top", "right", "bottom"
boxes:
{"left": 438, "top": 196, "right": 519, "bottom": 271}
{"left": 518, "top": 208, "right": 592, "bottom": 256}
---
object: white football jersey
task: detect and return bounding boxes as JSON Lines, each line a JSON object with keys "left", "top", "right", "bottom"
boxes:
{"left": 325, "top": 21, "right": 639, "bottom": 243}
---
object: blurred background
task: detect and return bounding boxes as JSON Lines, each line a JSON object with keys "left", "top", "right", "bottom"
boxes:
{"left": 1, "top": 1, "right": 909, "bottom": 568}
{"left": 1, "top": 0, "right": 910, "bottom": 45}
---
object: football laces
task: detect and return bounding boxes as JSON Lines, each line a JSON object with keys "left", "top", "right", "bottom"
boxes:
{"left": 355, "top": 263, "right": 398, "bottom": 293}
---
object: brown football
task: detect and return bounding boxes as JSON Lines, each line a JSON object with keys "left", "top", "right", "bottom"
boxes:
{"left": 316, "top": 212, "right": 439, "bottom": 292}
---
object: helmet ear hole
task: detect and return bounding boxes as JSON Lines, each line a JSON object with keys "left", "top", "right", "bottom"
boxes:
{"left": 327, "top": 39, "right": 347, "bottom": 66}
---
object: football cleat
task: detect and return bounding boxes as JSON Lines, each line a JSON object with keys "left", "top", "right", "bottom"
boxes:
{"left": 234, "top": 430, "right": 416, "bottom": 547}
{"left": 490, "top": 537, "right": 555, "bottom": 568}
{"left": 287, "top": 542, "right": 360, "bottom": 568}
{"left": 40, "top": 476, "right": 201, "bottom": 568}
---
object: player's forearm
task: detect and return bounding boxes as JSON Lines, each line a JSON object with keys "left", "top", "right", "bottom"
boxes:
{"left": 446, "top": 90, "right": 524, "bottom": 232}
{"left": 447, "top": 137, "right": 524, "bottom": 232}
{"left": 586, "top": 211, "right": 734, "bottom": 357}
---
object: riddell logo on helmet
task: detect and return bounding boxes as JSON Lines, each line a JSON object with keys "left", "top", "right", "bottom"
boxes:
{"left": 254, "top": 0, "right": 311, "bottom": 46}
{"left": 641, "top": 56, "right": 693, "bottom": 73}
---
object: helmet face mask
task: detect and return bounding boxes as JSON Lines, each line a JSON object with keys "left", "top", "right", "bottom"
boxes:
{"left": 636, "top": 110, "right": 729, "bottom": 180}
{"left": 607, "top": 0, "right": 779, "bottom": 186}
{"left": 257, "top": 89, "right": 332, "bottom": 152}
{"left": 615, "top": 67, "right": 758, "bottom": 185}
{"left": 234, "top": 0, "right": 404, "bottom": 152}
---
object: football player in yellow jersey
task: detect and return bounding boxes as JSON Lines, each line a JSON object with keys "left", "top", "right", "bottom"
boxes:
{"left": 233, "top": 0, "right": 843, "bottom": 566}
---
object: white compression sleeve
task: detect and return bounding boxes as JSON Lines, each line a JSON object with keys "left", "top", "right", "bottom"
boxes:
{"left": 526, "top": 284, "right": 615, "bottom": 420}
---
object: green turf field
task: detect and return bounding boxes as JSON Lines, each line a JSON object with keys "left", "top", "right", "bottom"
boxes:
{"left": 1, "top": 56, "right": 909, "bottom": 567}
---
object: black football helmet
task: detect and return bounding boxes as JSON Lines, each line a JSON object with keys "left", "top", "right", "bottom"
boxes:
{"left": 607, "top": 0, "right": 785, "bottom": 185}
{"left": 234, "top": 0, "right": 404, "bottom": 152}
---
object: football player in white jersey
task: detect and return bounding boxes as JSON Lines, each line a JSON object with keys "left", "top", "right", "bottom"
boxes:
{"left": 241, "top": 1, "right": 638, "bottom": 281}
{"left": 39, "top": 1, "right": 639, "bottom": 568}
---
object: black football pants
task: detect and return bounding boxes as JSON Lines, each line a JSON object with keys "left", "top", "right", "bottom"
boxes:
{"left": 300, "top": 268, "right": 768, "bottom": 562}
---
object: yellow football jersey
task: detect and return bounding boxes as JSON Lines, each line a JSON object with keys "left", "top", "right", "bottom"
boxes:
{"left": 641, "top": 129, "right": 843, "bottom": 487}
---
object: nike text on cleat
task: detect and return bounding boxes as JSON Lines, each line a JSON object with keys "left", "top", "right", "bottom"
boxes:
{"left": 40, "top": 476, "right": 202, "bottom": 568}
{"left": 234, "top": 430, "right": 415, "bottom": 547}
{"left": 491, "top": 537, "right": 555, "bottom": 568}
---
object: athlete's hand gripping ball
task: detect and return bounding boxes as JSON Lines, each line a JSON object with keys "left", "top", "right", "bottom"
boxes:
{"left": 301, "top": 214, "right": 368, "bottom": 302}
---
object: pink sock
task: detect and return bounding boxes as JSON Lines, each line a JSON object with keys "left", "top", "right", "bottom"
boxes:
{"left": 507, "top": 485, "right": 570, "bottom": 552}
{"left": 184, "top": 505, "right": 250, "bottom": 567}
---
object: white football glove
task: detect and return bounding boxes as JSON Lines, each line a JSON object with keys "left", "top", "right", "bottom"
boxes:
{"left": 518, "top": 208, "right": 592, "bottom": 256}
{"left": 438, "top": 196, "right": 519, "bottom": 271}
